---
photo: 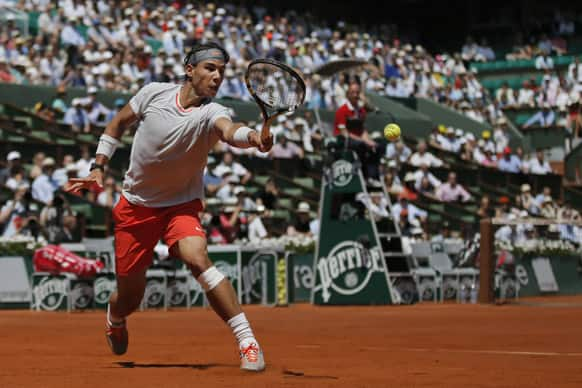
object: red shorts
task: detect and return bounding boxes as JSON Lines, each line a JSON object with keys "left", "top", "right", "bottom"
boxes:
{"left": 113, "top": 195, "right": 205, "bottom": 276}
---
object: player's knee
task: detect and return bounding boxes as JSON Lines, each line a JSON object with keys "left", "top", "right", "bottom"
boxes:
{"left": 197, "top": 266, "right": 225, "bottom": 292}
{"left": 176, "top": 236, "right": 211, "bottom": 276}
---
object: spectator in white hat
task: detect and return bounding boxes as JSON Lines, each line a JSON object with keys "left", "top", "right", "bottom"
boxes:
{"left": 85, "top": 86, "right": 112, "bottom": 126}
{"left": 64, "top": 98, "right": 91, "bottom": 133}
{"left": 0, "top": 150, "right": 22, "bottom": 185}
{"left": 32, "top": 157, "right": 59, "bottom": 204}
{"left": 287, "top": 201, "right": 312, "bottom": 236}
{"left": 247, "top": 205, "right": 268, "bottom": 243}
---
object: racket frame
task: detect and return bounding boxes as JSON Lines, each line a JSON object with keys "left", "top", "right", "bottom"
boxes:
{"left": 244, "top": 58, "right": 306, "bottom": 141}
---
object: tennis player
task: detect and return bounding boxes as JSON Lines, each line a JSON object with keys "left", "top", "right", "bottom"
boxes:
{"left": 66, "top": 42, "right": 272, "bottom": 372}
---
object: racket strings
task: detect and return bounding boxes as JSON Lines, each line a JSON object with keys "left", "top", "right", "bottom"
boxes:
{"left": 247, "top": 64, "right": 304, "bottom": 110}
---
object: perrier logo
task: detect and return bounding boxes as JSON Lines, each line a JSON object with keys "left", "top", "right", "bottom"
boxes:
{"left": 33, "top": 277, "right": 68, "bottom": 311}
{"left": 316, "top": 241, "right": 384, "bottom": 302}
{"left": 331, "top": 159, "right": 353, "bottom": 187}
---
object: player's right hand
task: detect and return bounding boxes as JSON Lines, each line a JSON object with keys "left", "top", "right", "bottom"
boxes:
{"left": 65, "top": 169, "right": 104, "bottom": 193}
{"left": 249, "top": 130, "right": 273, "bottom": 153}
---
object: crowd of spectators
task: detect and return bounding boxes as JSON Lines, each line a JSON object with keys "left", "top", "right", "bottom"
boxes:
{"left": 494, "top": 182, "right": 582, "bottom": 244}
{"left": 0, "top": 143, "right": 322, "bottom": 246}
{"left": 0, "top": 1, "right": 580, "bottom": 246}
{"left": 0, "top": 149, "right": 87, "bottom": 243}
{"left": 2, "top": 0, "right": 577, "bottom": 132}
{"left": 427, "top": 122, "right": 557, "bottom": 174}
{"left": 493, "top": 64, "right": 582, "bottom": 138}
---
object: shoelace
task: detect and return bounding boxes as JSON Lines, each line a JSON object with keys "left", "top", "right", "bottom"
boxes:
{"left": 241, "top": 343, "right": 259, "bottom": 362}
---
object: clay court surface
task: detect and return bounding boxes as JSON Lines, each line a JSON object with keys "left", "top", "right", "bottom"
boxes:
{"left": 1, "top": 300, "right": 582, "bottom": 388}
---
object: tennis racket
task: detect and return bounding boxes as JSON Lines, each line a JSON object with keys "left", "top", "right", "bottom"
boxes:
{"left": 244, "top": 58, "right": 306, "bottom": 142}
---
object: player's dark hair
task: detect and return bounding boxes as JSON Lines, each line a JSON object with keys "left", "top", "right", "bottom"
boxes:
{"left": 183, "top": 42, "right": 230, "bottom": 82}
{"left": 183, "top": 42, "right": 230, "bottom": 68}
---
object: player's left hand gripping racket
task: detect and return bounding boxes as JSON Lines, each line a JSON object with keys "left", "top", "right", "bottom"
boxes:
{"left": 244, "top": 58, "right": 306, "bottom": 142}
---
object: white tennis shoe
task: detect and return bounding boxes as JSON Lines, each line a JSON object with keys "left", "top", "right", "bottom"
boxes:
{"left": 239, "top": 340, "right": 265, "bottom": 372}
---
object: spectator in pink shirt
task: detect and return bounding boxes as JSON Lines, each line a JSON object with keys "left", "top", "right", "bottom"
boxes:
{"left": 436, "top": 172, "right": 472, "bottom": 202}
{"left": 269, "top": 134, "right": 304, "bottom": 159}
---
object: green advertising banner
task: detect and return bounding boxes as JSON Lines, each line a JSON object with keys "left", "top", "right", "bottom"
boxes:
{"left": 513, "top": 255, "right": 582, "bottom": 297}
{"left": 312, "top": 153, "right": 394, "bottom": 305}
{"left": 208, "top": 245, "right": 241, "bottom": 304}
{"left": 240, "top": 249, "right": 277, "bottom": 306}
{"left": 287, "top": 253, "right": 314, "bottom": 303}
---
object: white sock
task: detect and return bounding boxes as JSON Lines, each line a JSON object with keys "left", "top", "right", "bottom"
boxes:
{"left": 107, "top": 304, "right": 124, "bottom": 326}
{"left": 227, "top": 312, "right": 256, "bottom": 347}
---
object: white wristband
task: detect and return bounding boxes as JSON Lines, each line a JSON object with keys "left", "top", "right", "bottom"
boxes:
{"left": 96, "top": 134, "right": 120, "bottom": 159}
{"left": 231, "top": 126, "right": 255, "bottom": 148}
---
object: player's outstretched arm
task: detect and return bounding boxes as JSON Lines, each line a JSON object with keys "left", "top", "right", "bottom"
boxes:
{"left": 214, "top": 117, "right": 273, "bottom": 153}
{"left": 65, "top": 104, "right": 138, "bottom": 193}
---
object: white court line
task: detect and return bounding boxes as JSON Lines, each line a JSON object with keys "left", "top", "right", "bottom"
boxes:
{"left": 296, "top": 345, "right": 582, "bottom": 357}
{"left": 363, "top": 347, "right": 582, "bottom": 357}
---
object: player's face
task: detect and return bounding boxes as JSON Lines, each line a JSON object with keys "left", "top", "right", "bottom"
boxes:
{"left": 188, "top": 59, "right": 226, "bottom": 97}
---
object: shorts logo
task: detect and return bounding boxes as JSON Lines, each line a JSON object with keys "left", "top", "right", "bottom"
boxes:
{"left": 33, "top": 277, "right": 68, "bottom": 311}
{"left": 331, "top": 160, "right": 353, "bottom": 187}
{"left": 315, "top": 241, "right": 384, "bottom": 303}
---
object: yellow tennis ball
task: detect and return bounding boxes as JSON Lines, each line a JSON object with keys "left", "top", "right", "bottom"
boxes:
{"left": 384, "top": 123, "right": 401, "bottom": 141}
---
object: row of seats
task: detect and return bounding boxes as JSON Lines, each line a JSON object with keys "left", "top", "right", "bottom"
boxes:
{"left": 470, "top": 55, "right": 577, "bottom": 74}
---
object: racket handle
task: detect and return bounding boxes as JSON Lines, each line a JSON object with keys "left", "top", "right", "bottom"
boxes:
{"left": 260, "top": 125, "right": 271, "bottom": 142}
